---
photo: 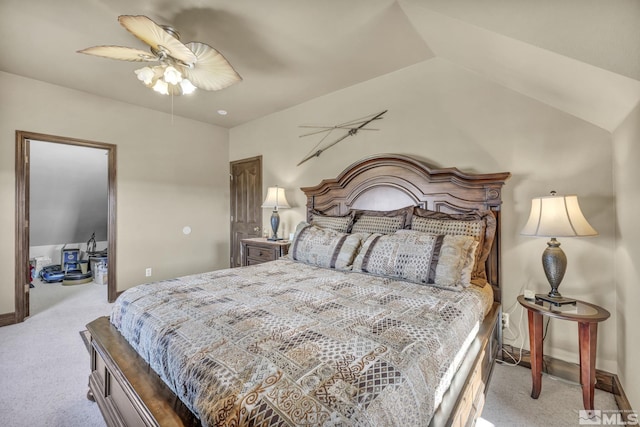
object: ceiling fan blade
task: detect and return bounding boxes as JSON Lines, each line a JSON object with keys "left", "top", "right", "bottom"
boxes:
{"left": 118, "top": 15, "right": 196, "bottom": 65}
{"left": 182, "top": 42, "right": 242, "bottom": 91}
{"left": 77, "top": 45, "right": 158, "bottom": 62}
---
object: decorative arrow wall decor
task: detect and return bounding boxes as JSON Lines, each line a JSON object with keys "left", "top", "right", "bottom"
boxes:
{"left": 297, "top": 110, "right": 387, "bottom": 166}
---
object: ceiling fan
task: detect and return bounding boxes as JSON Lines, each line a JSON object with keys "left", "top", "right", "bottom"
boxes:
{"left": 78, "top": 15, "right": 241, "bottom": 95}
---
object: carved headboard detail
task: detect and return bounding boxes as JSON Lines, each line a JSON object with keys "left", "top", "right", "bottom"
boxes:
{"left": 300, "top": 154, "right": 511, "bottom": 302}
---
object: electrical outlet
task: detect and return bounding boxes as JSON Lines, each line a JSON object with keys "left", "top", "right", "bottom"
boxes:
{"left": 145, "top": 268, "right": 152, "bottom": 277}
{"left": 502, "top": 313, "right": 510, "bottom": 329}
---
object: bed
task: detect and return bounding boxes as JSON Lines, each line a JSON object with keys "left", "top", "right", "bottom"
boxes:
{"left": 86, "top": 154, "right": 510, "bottom": 427}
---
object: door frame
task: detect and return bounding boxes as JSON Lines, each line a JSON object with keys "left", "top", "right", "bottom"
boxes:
{"left": 14, "top": 130, "right": 118, "bottom": 323}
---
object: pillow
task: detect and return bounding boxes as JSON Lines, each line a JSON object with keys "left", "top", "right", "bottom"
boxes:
{"left": 460, "top": 240, "right": 479, "bottom": 285}
{"left": 291, "top": 224, "right": 364, "bottom": 270}
{"left": 434, "top": 235, "right": 478, "bottom": 289}
{"left": 350, "top": 206, "right": 413, "bottom": 234}
{"left": 352, "top": 230, "right": 476, "bottom": 290}
{"left": 290, "top": 220, "right": 310, "bottom": 244}
{"left": 410, "top": 208, "right": 496, "bottom": 286}
{"left": 309, "top": 210, "right": 354, "bottom": 233}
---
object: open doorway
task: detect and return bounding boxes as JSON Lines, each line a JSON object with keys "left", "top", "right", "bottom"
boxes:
{"left": 15, "top": 131, "right": 117, "bottom": 323}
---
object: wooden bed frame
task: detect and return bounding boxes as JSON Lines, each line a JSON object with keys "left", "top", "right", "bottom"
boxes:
{"left": 86, "top": 154, "right": 510, "bottom": 427}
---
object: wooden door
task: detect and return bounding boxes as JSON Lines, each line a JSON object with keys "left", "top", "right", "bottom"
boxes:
{"left": 229, "top": 156, "right": 262, "bottom": 267}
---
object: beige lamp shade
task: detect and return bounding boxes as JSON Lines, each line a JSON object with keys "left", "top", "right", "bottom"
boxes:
{"left": 261, "top": 187, "right": 291, "bottom": 210}
{"left": 521, "top": 194, "right": 597, "bottom": 237}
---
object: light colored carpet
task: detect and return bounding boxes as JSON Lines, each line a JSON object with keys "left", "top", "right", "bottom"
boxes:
{"left": 482, "top": 362, "right": 619, "bottom": 426}
{"left": 0, "top": 279, "right": 621, "bottom": 426}
{"left": 0, "top": 279, "right": 111, "bottom": 426}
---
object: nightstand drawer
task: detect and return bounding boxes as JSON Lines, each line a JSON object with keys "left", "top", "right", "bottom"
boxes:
{"left": 246, "top": 245, "right": 277, "bottom": 262}
{"left": 245, "top": 257, "right": 268, "bottom": 266}
{"left": 240, "top": 238, "right": 290, "bottom": 267}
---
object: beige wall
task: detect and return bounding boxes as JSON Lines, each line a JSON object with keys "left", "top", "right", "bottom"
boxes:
{"left": 613, "top": 103, "right": 640, "bottom": 410}
{"left": 0, "top": 71, "right": 230, "bottom": 315}
{"left": 230, "top": 58, "right": 618, "bottom": 372}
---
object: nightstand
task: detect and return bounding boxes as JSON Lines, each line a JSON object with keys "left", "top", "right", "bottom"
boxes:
{"left": 241, "top": 238, "right": 290, "bottom": 266}
{"left": 517, "top": 295, "right": 610, "bottom": 411}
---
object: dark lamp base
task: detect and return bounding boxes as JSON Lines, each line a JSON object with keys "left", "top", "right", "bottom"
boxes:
{"left": 535, "top": 293, "right": 577, "bottom": 306}
{"left": 267, "top": 237, "right": 284, "bottom": 241}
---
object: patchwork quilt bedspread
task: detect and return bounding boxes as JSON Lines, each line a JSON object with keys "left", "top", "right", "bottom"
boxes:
{"left": 111, "top": 259, "right": 493, "bottom": 426}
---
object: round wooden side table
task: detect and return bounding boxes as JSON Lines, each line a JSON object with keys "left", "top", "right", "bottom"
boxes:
{"left": 517, "top": 295, "right": 610, "bottom": 411}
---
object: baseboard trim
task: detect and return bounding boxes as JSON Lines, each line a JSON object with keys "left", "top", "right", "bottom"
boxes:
{"left": 611, "top": 371, "right": 635, "bottom": 424}
{"left": 501, "top": 344, "right": 634, "bottom": 420}
{"left": 0, "top": 312, "right": 16, "bottom": 327}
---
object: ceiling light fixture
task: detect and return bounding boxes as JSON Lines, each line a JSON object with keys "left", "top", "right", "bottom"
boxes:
{"left": 134, "top": 64, "right": 197, "bottom": 95}
{"left": 78, "top": 15, "right": 241, "bottom": 96}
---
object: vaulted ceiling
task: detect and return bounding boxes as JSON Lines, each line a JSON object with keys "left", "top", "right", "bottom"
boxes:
{"left": 1, "top": 0, "right": 638, "bottom": 130}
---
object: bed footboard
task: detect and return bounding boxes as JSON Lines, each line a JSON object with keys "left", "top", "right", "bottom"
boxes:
{"left": 86, "top": 316, "right": 200, "bottom": 427}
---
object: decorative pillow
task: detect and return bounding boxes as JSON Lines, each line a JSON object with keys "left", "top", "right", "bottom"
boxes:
{"left": 290, "top": 221, "right": 309, "bottom": 244}
{"left": 350, "top": 206, "right": 413, "bottom": 234}
{"left": 434, "top": 235, "right": 477, "bottom": 289}
{"left": 352, "top": 230, "right": 441, "bottom": 284}
{"left": 291, "top": 224, "right": 364, "bottom": 270}
{"left": 309, "top": 210, "right": 354, "bottom": 233}
{"left": 351, "top": 230, "right": 476, "bottom": 290}
{"left": 460, "top": 240, "right": 479, "bottom": 285}
{"left": 411, "top": 208, "right": 496, "bottom": 286}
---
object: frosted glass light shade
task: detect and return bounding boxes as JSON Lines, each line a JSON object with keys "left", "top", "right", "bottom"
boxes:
{"left": 134, "top": 66, "right": 155, "bottom": 85}
{"left": 152, "top": 79, "right": 169, "bottom": 95}
{"left": 261, "top": 187, "right": 290, "bottom": 210}
{"left": 521, "top": 194, "right": 597, "bottom": 237}
{"left": 180, "top": 79, "right": 197, "bottom": 94}
{"left": 163, "top": 65, "right": 183, "bottom": 84}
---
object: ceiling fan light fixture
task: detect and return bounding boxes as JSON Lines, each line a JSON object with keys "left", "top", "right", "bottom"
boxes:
{"left": 163, "top": 65, "right": 183, "bottom": 84}
{"left": 135, "top": 64, "right": 195, "bottom": 95}
{"left": 180, "top": 79, "right": 197, "bottom": 95}
{"left": 152, "top": 78, "right": 169, "bottom": 95}
{"left": 134, "top": 66, "right": 155, "bottom": 85}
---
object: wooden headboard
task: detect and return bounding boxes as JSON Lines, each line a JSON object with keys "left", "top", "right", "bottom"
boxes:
{"left": 300, "top": 154, "right": 511, "bottom": 302}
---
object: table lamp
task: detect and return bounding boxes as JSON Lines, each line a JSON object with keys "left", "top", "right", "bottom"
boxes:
{"left": 521, "top": 191, "right": 598, "bottom": 306}
{"left": 261, "top": 186, "right": 290, "bottom": 241}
